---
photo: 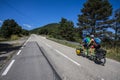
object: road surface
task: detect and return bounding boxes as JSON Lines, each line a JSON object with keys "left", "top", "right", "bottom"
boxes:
{"left": 0, "top": 34, "right": 120, "bottom": 80}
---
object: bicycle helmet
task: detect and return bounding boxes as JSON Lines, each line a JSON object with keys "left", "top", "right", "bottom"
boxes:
{"left": 90, "top": 35, "right": 94, "bottom": 38}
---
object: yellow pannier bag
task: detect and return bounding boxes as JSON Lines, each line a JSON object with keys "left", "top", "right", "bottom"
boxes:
{"left": 76, "top": 49, "right": 81, "bottom": 55}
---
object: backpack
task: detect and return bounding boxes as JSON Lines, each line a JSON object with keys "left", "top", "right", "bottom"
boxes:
{"left": 83, "top": 37, "right": 90, "bottom": 44}
{"left": 94, "top": 38, "right": 101, "bottom": 45}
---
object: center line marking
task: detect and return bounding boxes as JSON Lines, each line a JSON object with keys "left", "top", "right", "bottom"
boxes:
{"left": 2, "top": 60, "right": 15, "bottom": 76}
{"left": 54, "top": 49, "right": 81, "bottom": 66}
{"left": 17, "top": 50, "right": 21, "bottom": 55}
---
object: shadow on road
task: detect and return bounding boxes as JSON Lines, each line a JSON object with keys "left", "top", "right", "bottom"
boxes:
{"left": 0, "top": 56, "right": 7, "bottom": 61}
{"left": 0, "top": 43, "right": 21, "bottom": 53}
{"left": 0, "top": 43, "right": 21, "bottom": 59}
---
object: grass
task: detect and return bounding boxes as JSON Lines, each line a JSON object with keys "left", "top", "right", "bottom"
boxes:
{"left": 106, "top": 47, "right": 120, "bottom": 62}
{"left": 47, "top": 37, "right": 120, "bottom": 62}
{"left": 0, "top": 35, "right": 20, "bottom": 42}
{"left": 47, "top": 37, "right": 78, "bottom": 48}
{"left": 10, "top": 35, "right": 20, "bottom": 40}
{"left": 0, "top": 37, "right": 7, "bottom": 42}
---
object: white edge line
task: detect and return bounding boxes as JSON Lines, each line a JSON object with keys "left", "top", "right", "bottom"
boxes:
{"left": 23, "top": 42, "right": 27, "bottom": 46}
{"left": 17, "top": 50, "right": 21, "bottom": 55}
{"left": 54, "top": 49, "right": 81, "bottom": 66}
{"left": 45, "top": 43, "right": 52, "bottom": 48}
{"left": 2, "top": 60, "right": 15, "bottom": 76}
{"left": 23, "top": 36, "right": 31, "bottom": 46}
{"left": 21, "top": 46, "right": 24, "bottom": 49}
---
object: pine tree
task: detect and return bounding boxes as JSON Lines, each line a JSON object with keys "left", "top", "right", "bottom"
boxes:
{"left": 59, "top": 18, "right": 75, "bottom": 41}
{"left": 78, "top": 0, "right": 112, "bottom": 34}
{"left": 114, "top": 8, "right": 120, "bottom": 41}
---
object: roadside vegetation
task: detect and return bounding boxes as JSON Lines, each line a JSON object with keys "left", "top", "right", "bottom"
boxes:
{"left": 102, "top": 41, "right": 120, "bottom": 61}
{"left": 30, "top": 0, "right": 120, "bottom": 62}
{"left": 0, "top": 19, "right": 29, "bottom": 41}
{"left": 47, "top": 37, "right": 79, "bottom": 48}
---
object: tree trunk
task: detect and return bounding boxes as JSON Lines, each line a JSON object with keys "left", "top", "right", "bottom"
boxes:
{"left": 91, "top": 20, "right": 96, "bottom": 34}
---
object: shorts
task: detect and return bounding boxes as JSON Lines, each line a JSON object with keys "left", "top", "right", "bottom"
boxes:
{"left": 94, "top": 44, "right": 101, "bottom": 49}
{"left": 83, "top": 44, "right": 89, "bottom": 49}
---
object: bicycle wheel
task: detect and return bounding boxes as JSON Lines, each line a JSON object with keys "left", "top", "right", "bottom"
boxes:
{"left": 100, "top": 58, "right": 106, "bottom": 66}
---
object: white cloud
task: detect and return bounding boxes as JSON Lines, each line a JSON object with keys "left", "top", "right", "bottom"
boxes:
{"left": 23, "top": 24, "right": 32, "bottom": 28}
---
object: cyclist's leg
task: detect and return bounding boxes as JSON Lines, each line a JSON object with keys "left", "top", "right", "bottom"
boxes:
{"left": 83, "top": 44, "right": 88, "bottom": 55}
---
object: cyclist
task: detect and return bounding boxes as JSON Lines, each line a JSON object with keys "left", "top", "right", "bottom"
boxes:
{"left": 89, "top": 35, "right": 95, "bottom": 46}
{"left": 82, "top": 34, "right": 91, "bottom": 55}
{"left": 89, "top": 34, "right": 101, "bottom": 55}
{"left": 88, "top": 35, "right": 95, "bottom": 55}
{"left": 83, "top": 35, "right": 90, "bottom": 48}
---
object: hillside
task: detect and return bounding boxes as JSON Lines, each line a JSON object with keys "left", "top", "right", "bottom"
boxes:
{"left": 30, "top": 23, "right": 60, "bottom": 35}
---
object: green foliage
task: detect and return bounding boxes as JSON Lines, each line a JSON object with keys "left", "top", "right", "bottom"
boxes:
{"left": 1, "top": 19, "right": 22, "bottom": 38}
{"left": 30, "top": 20, "right": 82, "bottom": 42}
{"left": 74, "top": 27, "right": 83, "bottom": 39}
{"left": 22, "top": 29, "right": 29, "bottom": 36}
{"left": 99, "top": 8, "right": 120, "bottom": 46}
{"left": 115, "top": 8, "right": 120, "bottom": 23}
{"left": 30, "top": 20, "right": 77, "bottom": 41}
{"left": 30, "top": 27, "right": 40, "bottom": 34}
{"left": 78, "top": 0, "right": 112, "bottom": 34}
{"left": 39, "top": 28, "right": 49, "bottom": 35}
{"left": 113, "top": 9, "right": 120, "bottom": 41}
{"left": 47, "top": 37, "right": 78, "bottom": 48}
{"left": 30, "top": 23, "right": 61, "bottom": 38}
{"left": 0, "top": 27, "right": 2, "bottom": 37}
{"left": 59, "top": 18, "right": 75, "bottom": 41}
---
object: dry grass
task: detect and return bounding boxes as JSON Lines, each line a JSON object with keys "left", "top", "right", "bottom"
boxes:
{"left": 10, "top": 35, "right": 19, "bottom": 40}
{"left": 106, "top": 47, "right": 120, "bottom": 61}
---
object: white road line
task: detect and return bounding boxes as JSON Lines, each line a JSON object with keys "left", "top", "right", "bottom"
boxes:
{"left": 54, "top": 49, "right": 81, "bottom": 66}
{"left": 23, "top": 41, "right": 27, "bottom": 46}
{"left": 23, "top": 37, "right": 31, "bottom": 46}
{"left": 2, "top": 60, "right": 15, "bottom": 76}
{"left": 21, "top": 46, "right": 24, "bottom": 49}
{"left": 17, "top": 50, "right": 21, "bottom": 55}
{"left": 45, "top": 43, "right": 52, "bottom": 48}
{"left": 101, "top": 78, "right": 105, "bottom": 80}
{"left": 39, "top": 36, "right": 81, "bottom": 66}
{"left": 41, "top": 37, "right": 46, "bottom": 39}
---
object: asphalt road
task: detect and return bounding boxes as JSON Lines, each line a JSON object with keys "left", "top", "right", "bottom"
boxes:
{"left": 0, "top": 35, "right": 61, "bottom": 80}
{"left": 0, "top": 34, "right": 120, "bottom": 80}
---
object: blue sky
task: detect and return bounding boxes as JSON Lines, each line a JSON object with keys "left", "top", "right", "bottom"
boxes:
{"left": 0, "top": 0, "right": 120, "bottom": 30}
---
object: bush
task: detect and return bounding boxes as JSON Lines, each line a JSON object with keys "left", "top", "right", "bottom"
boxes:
{"left": 106, "top": 47, "right": 120, "bottom": 62}
{"left": 1, "top": 19, "right": 22, "bottom": 38}
{"left": 10, "top": 35, "right": 19, "bottom": 40}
